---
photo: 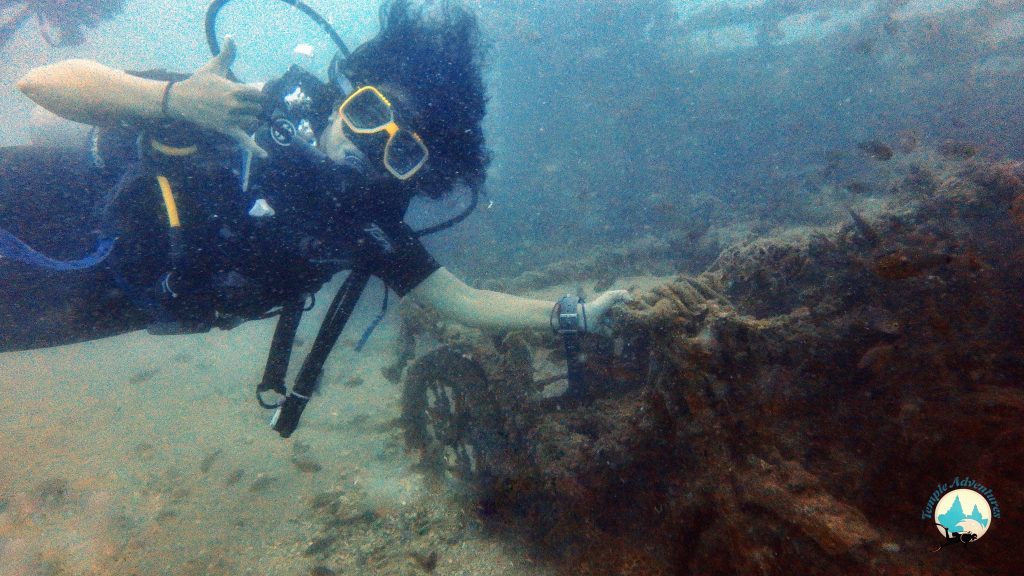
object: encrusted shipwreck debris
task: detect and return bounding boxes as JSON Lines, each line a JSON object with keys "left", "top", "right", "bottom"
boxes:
{"left": 398, "top": 154, "right": 1024, "bottom": 575}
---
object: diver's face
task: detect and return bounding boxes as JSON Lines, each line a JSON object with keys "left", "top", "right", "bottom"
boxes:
{"left": 322, "top": 85, "right": 427, "bottom": 182}
{"left": 319, "top": 114, "right": 363, "bottom": 164}
{"left": 319, "top": 112, "right": 391, "bottom": 180}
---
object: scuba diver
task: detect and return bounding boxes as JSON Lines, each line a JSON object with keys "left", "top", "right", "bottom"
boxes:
{"left": 0, "top": 0, "right": 125, "bottom": 49}
{"left": 931, "top": 523, "right": 978, "bottom": 552}
{"left": 1, "top": 0, "right": 627, "bottom": 436}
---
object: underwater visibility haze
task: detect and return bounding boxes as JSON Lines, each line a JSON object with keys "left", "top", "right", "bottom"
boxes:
{"left": 1, "top": 0, "right": 1023, "bottom": 574}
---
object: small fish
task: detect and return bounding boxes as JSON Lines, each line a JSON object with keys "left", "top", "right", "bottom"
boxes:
{"left": 883, "top": 17, "right": 900, "bottom": 36}
{"left": 857, "top": 343, "right": 895, "bottom": 372}
{"left": 409, "top": 550, "right": 438, "bottom": 573}
{"left": 937, "top": 140, "right": 978, "bottom": 160}
{"left": 200, "top": 448, "right": 223, "bottom": 474}
{"left": 292, "top": 456, "right": 322, "bottom": 473}
{"left": 897, "top": 130, "right": 920, "bottom": 153}
{"left": 305, "top": 535, "right": 338, "bottom": 557}
{"left": 128, "top": 367, "right": 160, "bottom": 384}
{"left": 843, "top": 180, "right": 871, "bottom": 195}
{"left": 848, "top": 209, "right": 880, "bottom": 247}
{"left": 224, "top": 468, "right": 245, "bottom": 486}
{"left": 851, "top": 37, "right": 876, "bottom": 56}
{"left": 294, "top": 43, "right": 315, "bottom": 58}
{"left": 248, "top": 474, "right": 277, "bottom": 493}
{"left": 857, "top": 140, "right": 894, "bottom": 161}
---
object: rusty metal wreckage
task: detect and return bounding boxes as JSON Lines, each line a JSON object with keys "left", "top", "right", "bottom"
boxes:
{"left": 394, "top": 151, "right": 1024, "bottom": 575}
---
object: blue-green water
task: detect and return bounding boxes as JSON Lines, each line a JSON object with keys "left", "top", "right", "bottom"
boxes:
{"left": 2, "top": 1, "right": 1024, "bottom": 574}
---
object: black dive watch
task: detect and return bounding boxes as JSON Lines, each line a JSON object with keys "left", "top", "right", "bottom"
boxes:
{"left": 552, "top": 295, "right": 588, "bottom": 399}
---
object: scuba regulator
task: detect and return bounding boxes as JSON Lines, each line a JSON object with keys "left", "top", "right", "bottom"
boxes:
{"left": 206, "top": 0, "right": 364, "bottom": 202}
{"left": 243, "top": 65, "right": 368, "bottom": 204}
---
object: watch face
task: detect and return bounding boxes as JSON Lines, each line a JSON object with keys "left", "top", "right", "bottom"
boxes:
{"left": 557, "top": 296, "right": 581, "bottom": 333}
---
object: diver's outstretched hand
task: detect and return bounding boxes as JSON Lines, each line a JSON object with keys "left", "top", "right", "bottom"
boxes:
{"left": 166, "top": 36, "right": 267, "bottom": 158}
{"left": 587, "top": 289, "right": 631, "bottom": 335}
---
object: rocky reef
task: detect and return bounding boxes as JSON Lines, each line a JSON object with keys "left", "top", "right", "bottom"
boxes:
{"left": 397, "top": 152, "right": 1024, "bottom": 575}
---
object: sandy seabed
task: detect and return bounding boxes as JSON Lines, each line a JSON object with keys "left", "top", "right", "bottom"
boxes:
{"left": 0, "top": 279, "right": 549, "bottom": 576}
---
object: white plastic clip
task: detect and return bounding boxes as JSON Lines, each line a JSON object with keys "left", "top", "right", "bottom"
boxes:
{"left": 249, "top": 198, "right": 276, "bottom": 218}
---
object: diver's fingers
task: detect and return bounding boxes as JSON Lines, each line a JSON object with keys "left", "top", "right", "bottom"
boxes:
{"left": 583, "top": 289, "right": 632, "bottom": 335}
{"left": 595, "top": 289, "right": 631, "bottom": 307}
{"left": 232, "top": 115, "right": 263, "bottom": 134}
{"left": 214, "top": 35, "right": 237, "bottom": 74}
{"left": 227, "top": 127, "right": 267, "bottom": 159}
{"left": 611, "top": 289, "right": 632, "bottom": 303}
{"left": 235, "top": 114, "right": 261, "bottom": 134}
{"left": 230, "top": 101, "right": 263, "bottom": 117}
{"left": 199, "top": 35, "right": 236, "bottom": 77}
{"left": 234, "top": 87, "right": 265, "bottom": 104}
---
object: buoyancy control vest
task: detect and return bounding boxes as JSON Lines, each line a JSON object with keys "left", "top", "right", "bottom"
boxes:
{"left": 95, "top": 122, "right": 355, "bottom": 334}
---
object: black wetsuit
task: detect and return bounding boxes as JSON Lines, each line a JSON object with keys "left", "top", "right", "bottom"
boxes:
{"left": 0, "top": 76, "right": 439, "bottom": 352}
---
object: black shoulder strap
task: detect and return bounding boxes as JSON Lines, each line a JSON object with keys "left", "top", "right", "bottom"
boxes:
{"left": 257, "top": 298, "right": 306, "bottom": 408}
{"left": 268, "top": 268, "right": 371, "bottom": 437}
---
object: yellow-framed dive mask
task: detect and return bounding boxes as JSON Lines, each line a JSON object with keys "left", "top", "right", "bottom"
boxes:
{"left": 337, "top": 85, "right": 429, "bottom": 181}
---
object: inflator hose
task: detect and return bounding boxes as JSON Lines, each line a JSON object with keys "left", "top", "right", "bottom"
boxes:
{"left": 205, "top": 0, "right": 351, "bottom": 60}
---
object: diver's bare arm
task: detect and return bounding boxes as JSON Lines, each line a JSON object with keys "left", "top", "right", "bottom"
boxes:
{"left": 410, "top": 268, "right": 553, "bottom": 332}
{"left": 411, "top": 268, "right": 631, "bottom": 333}
{"left": 17, "top": 59, "right": 167, "bottom": 126}
{"left": 17, "top": 37, "right": 267, "bottom": 156}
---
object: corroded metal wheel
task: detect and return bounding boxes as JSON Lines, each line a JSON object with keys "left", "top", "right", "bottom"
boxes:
{"left": 401, "top": 347, "right": 505, "bottom": 490}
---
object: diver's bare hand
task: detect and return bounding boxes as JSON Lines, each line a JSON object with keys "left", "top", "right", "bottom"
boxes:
{"left": 165, "top": 36, "right": 267, "bottom": 158}
{"left": 587, "top": 289, "right": 631, "bottom": 335}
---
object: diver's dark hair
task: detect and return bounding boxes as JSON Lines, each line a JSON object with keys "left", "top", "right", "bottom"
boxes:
{"left": 343, "top": 0, "right": 490, "bottom": 199}
{"left": 31, "top": 0, "right": 126, "bottom": 47}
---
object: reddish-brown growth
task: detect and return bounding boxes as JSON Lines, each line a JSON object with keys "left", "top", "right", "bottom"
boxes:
{"left": 1011, "top": 193, "right": 1024, "bottom": 229}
